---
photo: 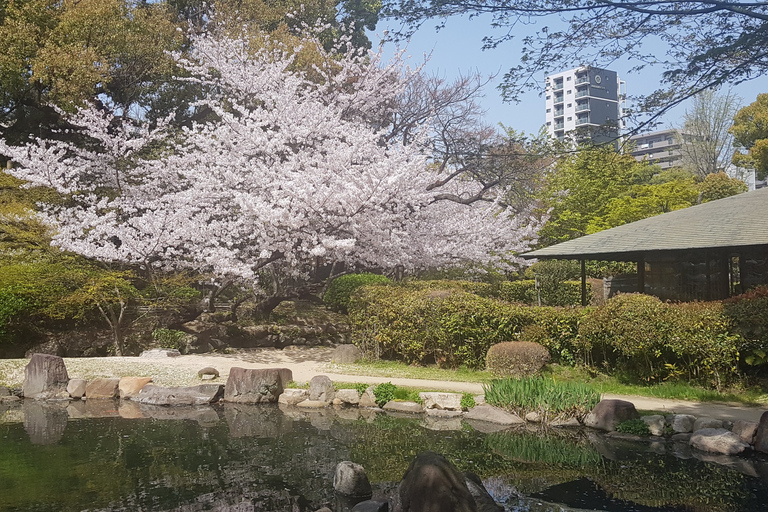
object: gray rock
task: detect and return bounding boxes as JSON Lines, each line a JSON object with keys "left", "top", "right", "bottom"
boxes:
{"left": 332, "top": 344, "right": 363, "bottom": 363}
{"left": 642, "top": 415, "right": 667, "bottom": 436}
{"left": 425, "top": 408, "right": 463, "bottom": 417}
{"left": 359, "top": 387, "right": 377, "bottom": 408}
{"left": 525, "top": 411, "right": 542, "bottom": 423}
{"left": 296, "top": 399, "right": 329, "bottom": 409}
{"left": 419, "top": 392, "right": 462, "bottom": 411}
{"left": 465, "top": 472, "right": 504, "bottom": 512}
{"left": 399, "top": 452, "right": 476, "bottom": 512}
{"left": 278, "top": 388, "right": 309, "bottom": 405}
{"left": 583, "top": 399, "right": 639, "bottom": 432}
{"left": 333, "top": 461, "right": 372, "bottom": 498}
{"left": 754, "top": 410, "right": 768, "bottom": 454}
{"left": 85, "top": 378, "right": 120, "bottom": 399}
{"left": 66, "top": 379, "right": 86, "bottom": 399}
{"left": 464, "top": 404, "right": 524, "bottom": 425}
{"left": 223, "top": 367, "right": 292, "bottom": 404}
{"left": 550, "top": 416, "right": 581, "bottom": 427}
{"left": 693, "top": 417, "right": 723, "bottom": 431}
{"left": 473, "top": 395, "right": 486, "bottom": 406}
{"left": 197, "top": 367, "right": 220, "bottom": 379}
{"left": 669, "top": 414, "right": 696, "bottom": 433}
{"left": 118, "top": 377, "right": 152, "bottom": 399}
{"left": 309, "top": 375, "right": 335, "bottom": 402}
{"left": 22, "top": 354, "right": 69, "bottom": 399}
{"left": 139, "top": 348, "right": 181, "bottom": 358}
{"left": 350, "top": 500, "right": 388, "bottom": 512}
{"left": 383, "top": 401, "right": 423, "bottom": 413}
{"left": 134, "top": 384, "right": 224, "bottom": 406}
{"left": 690, "top": 427, "right": 750, "bottom": 455}
{"left": 732, "top": 420, "right": 759, "bottom": 445}
{"left": 0, "top": 386, "right": 9, "bottom": 396}
{"left": 671, "top": 433, "right": 692, "bottom": 443}
{"left": 335, "top": 388, "right": 360, "bottom": 405}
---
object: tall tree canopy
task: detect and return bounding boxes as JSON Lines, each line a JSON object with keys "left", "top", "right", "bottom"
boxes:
{"left": 382, "top": 0, "right": 768, "bottom": 125}
{"left": 731, "top": 93, "right": 768, "bottom": 180}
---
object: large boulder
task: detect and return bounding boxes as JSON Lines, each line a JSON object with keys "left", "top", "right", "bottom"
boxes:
{"left": 359, "top": 387, "right": 377, "bottom": 408}
{"left": 668, "top": 414, "right": 696, "bottom": 433}
{"left": 119, "top": 377, "right": 153, "bottom": 399}
{"left": 22, "top": 354, "right": 70, "bottom": 399}
{"left": 333, "top": 461, "right": 372, "bottom": 498}
{"left": 309, "top": 375, "right": 335, "bottom": 402}
{"left": 85, "top": 378, "right": 120, "bottom": 399}
{"left": 335, "top": 388, "right": 361, "bottom": 406}
{"left": 693, "top": 417, "right": 723, "bottom": 431}
{"left": 753, "top": 411, "right": 768, "bottom": 454}
{"left": 134, "top": 384, "right": 224, "bottom": 406}
{"left": 689, "top": 428, "right": 750, "bottom": 455}
{"left": 583, "top": 399, "right": 639, "bottom": 432}
{"left": 641, "top": 415, "right": 666, "bottom": 436}
{"left": 223, "top": 367, "right": 292, "bottom": 403}
{"left": 333, "top": 344, "right": 363, "bottom": 364}
{"left": 398, "top": 452, "right": 477, "bottom": 512}
{"left": 419, "top": 392, "right": 462, "bottom": 411}
{"left": 732, "top": 420, "right": 759, "bottom": 445}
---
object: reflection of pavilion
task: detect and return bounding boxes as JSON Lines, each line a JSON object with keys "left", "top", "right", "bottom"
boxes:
{"left": 523, "top": 189, "right": 768, "bottom": 304}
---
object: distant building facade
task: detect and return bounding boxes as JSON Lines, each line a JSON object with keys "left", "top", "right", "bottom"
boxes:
{"left": 545, "top": 66, "right": 625, "bottom": 145}
{"left": 628, "top": 129, "right": 682, "bottom": 170}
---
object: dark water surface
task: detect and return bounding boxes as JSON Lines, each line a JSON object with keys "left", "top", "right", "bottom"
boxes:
{"left": 1, "top": 401, "right": 767, "bottom": 512}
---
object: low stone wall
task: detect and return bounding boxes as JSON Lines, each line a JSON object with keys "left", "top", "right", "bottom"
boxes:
{"left": 10, "top": 353, "right": 768, "bottom": 460}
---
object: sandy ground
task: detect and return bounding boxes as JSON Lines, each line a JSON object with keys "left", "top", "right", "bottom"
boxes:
{"left": 2, "top": 346, "right": 766, "bottom": 422}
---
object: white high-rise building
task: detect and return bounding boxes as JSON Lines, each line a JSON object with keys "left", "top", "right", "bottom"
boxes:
{"left": 544, "top": 66, "right": 625, "bottom": 144}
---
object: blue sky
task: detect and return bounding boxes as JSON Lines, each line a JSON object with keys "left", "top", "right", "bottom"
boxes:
{"left": 369, "top": 14, "right": 767, "bottom": 137}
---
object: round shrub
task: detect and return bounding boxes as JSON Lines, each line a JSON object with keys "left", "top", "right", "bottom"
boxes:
{"left": 485, "top": 341, "right": 552, "bottom": 378}
{"left": 323, "top": 273, "right": 391, "bottom": 313}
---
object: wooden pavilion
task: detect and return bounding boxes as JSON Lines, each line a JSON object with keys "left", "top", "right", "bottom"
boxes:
{"left": 521, "top": 188, "right": 768, "bottom": 305}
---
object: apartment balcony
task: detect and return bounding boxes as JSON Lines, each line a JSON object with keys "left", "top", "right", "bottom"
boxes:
{"left": 554, "top": 122, "right": 565, "bottom": 130}
{"left": 575, "top": 102, "right": 590, "bottom": 112}
{"left": 575, "top": 76, "right": 589, "bottom": 85}
{"left": 575, "top": 117, "right": 590, "bottom": 126}
{"left": 575, "top": 90, "right": 589, "bottom": 99}
{"left": 554, "top": 108, "right": 564, "bottom": 117}
{"left": 553, "top": 81, "right": 564, "bottom": 91}
{"left": 554, "top": 94, "right": 564, "bottom": 104}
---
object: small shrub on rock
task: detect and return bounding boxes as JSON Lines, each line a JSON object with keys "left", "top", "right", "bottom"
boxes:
{"left": 486, "top": 341, "right": 551, "bottom": 378}
{"left": 615, "top": 419, "right": 652, "bottom": 436}
{"left": 372, "top": 382, "right": 397, "bottom": 407}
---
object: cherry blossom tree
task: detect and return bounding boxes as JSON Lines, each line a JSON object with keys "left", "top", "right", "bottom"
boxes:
{"left": 0, "top": 28, "right": 540, "bottom": 317}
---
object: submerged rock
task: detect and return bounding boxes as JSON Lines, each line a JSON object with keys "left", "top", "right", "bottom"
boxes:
{"left": 223, "top": 367, "right": 292, "bottom": 404}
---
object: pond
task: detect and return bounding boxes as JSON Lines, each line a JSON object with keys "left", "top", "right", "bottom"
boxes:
{"left": 1, "top": 400, "right": 767, "bottom": 512}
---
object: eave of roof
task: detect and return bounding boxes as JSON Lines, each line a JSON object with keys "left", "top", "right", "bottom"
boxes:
{"left": 522, "top": 188, "right": 768, "bottom": 260}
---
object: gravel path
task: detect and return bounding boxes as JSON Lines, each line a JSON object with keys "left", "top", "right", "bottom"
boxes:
{"left": 1, "top": 347, "right": 765, "bottom": 422}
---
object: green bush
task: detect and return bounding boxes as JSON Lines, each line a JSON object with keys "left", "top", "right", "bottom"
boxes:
{"left": 460, "top": 392, "right": 476, "bottom": 410}
{"left": 372, "top": 382, "right": 397, "bottom": 407}
{"left": 578, "top": 293, "right": 740, "bottom": 388}
{"left": 485, "top": 341, "right": 552, "bottom": 378}
{"left": 723, "top": 285, "right": 768, "bottom": 368}
{"left": 323, "top": 273, "right": 391, "bottom": 313}
{"left": 349, "top": 286, "right": 536, "bottom": 369}
{"left": 152, "top": 328, "right": 187, "bottom": 350}
{"left": 484, "top": 376, "right": 600, "bottom": 420}
{"left": 492, "top": 279, "right": 586, "bottom": 306}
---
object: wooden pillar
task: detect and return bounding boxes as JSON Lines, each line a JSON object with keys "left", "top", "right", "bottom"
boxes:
{"left": 581, "top": 259, "right": 587, "bottom": 306}
{"left": 637, "top": 256, "right": 645, "bottom": 294}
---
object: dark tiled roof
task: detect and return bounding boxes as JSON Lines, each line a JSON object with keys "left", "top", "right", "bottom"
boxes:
{"left": 522, "top": 188, "right": 768, "bottom": 260}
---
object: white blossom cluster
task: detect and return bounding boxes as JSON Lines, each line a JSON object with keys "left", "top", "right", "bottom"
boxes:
{"left": 0, "top": 29, "right": 539, "bottom": 283}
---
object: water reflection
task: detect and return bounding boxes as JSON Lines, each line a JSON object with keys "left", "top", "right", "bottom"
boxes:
{"left": 0, "top": 401, "right": 767, "bottom": 512}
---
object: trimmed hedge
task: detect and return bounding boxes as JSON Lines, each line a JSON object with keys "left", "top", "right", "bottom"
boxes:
{"left": 348, "top": 280, "right": 760, "bottom": 388}
{"left": 323, "top": 273, "right": 391, "bottom": 313}
{"left": 486, "top": 341, "right": 551, "bottom": 378}
{"left": 492, "top": 279, "right": 586, "bottom": 307}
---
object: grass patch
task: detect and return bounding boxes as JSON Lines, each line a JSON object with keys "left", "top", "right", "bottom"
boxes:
{"left": 325, "top": 359, "right": 494, "bottom": 383}
{"left": 484, "top": 376, "right": 600, "bottom": 420}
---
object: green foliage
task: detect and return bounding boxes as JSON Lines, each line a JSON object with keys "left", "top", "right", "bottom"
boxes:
{"left": 485, "top": 431, "right": 602, "bottom": 467}
{"left": 323, "top": 273, "right": 391, "bottom": 313}
{"left": 460, "top": 392, "right": 476, "bottom": 409}
{"left": 372, "top": 381, "right": 397, "bottom": 407}
{"left": 731, "top": 93, "right": 768, "bottom": 180}
{"left": 349, "top": 284, "right": 537, "bottom": 368}
{"left": 537, "top": 146, "right": 694, "bottom": 246}
{"left": 578, "top": 294, "right": 741, "bottom": 388}
{"left": 615, "top": 419, "right": 652, "bottom": 436}
{"left": 723, "top": 285, "right": 768, "bottom": 369}
{"left": 354, "top": 382, "right": 370, "bottom": 395}
{"left": 151, "top": 328, "right": 187, "bottom": 350}
{"left": 485, "top": 341, "right": 551, "bottom": 378}
{"left": 698, "top": 172, "right": 747, "bottom": 202}
{"left": 483, "top": 376, "right": 600, "bottom": 420}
